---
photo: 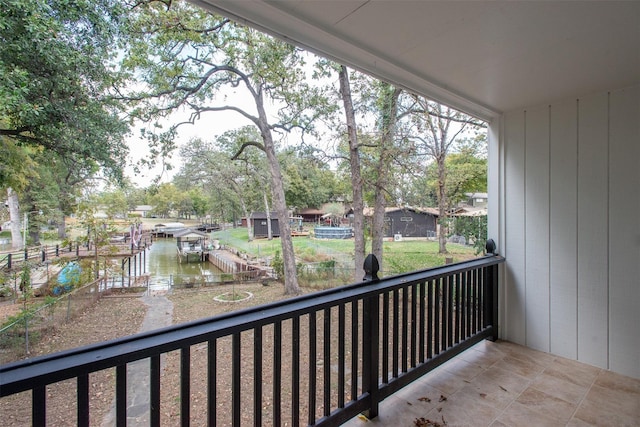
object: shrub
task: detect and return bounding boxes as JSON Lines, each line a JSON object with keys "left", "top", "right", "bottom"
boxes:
{"left": 271, "top": 250, "right": 284, "bottom": 280}
{"left": 0, "top": 284, "right": 14, "bottom": 298}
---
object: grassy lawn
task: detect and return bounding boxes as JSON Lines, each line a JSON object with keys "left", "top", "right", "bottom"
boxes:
{"left": 211, "top": 226, "right": 478, "bottom": 274}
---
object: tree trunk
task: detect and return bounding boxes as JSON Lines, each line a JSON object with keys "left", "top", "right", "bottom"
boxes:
{"left": 28, "top": 229, "right": 38, "bottom": 246}
{"left": 243, "top": 208, "right": 252, "bottom": 242}
{"left": 371, "top": 85, "right": 402, "bottom": 273}
{"left": 256, "top": 95, "right": 300, "bottom": 295}
{"left": 227, "top": 180, "right": 253, "bottom": 241}
{"left": 371, "top": 186, "right": 386, "bottom": 268}
{"left": 437, "top": 156, "right": 448, "bottom": 254}
{"left": 6, "top": 188, "right": 22, "bottom": 249}
{"left": 339, "top": 65, "right": 366, "bottom": 280}
{"left": 57, "top": 214, "right": 66, "bottom": 239}
{"left": 264, "top": 192, "right": 272, "bottom": 240}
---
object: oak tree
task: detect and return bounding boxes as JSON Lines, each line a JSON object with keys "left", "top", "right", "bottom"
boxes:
{"left": 123, "top": 1, "right": 332, "bottom": 294}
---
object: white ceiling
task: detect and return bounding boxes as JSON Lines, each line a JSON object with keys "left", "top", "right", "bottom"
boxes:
{"left": 192, "top": 0, "right": 640, "bottom": 120}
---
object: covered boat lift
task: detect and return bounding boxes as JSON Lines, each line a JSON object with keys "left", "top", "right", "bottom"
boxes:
{"left": 174, "top": 229, "right": 209, "bottom": 263}
{"left": 152, "top": 222, "right": 185, "bottom": 237}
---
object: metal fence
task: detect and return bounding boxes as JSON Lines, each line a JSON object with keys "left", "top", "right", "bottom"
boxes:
{"left": 0, "top": 243, "right": 82, "bottom": 271}
{"left": 0, "top": 239, "right": 152, "bottom": 272}
{"left": 0, "top": 277, "right": 106, "bottom": 364}
{"left": 297, "top": 261, "right": 355, "bottom": 288}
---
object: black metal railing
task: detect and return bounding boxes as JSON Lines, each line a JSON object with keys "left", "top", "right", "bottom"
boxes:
{"left": 0, "top": 243, "right": 78, "bottom": 271}
{"left": 0, "top": 238, "right": 151, "bottom": 272}
{"left": 0, "top": 253, "right": 503, "bottom": 426}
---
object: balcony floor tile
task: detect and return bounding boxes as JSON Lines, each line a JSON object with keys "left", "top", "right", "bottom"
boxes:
{"left": 343, "top": 340, "right": 640, "bottom": 427}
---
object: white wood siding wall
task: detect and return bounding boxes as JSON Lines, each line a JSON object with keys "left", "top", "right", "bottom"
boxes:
{"left": 495, "top": 85, "right": 639, "bottom": 378}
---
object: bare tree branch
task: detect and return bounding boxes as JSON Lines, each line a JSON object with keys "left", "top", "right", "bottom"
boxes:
{"left": 231, "top": 141, "right": 266, "bottom": 160}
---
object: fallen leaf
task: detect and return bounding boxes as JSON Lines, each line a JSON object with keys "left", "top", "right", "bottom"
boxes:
{"left": 479, "top": 393, "right": 487, "bottom": 398}
{"left": 413, "top": 417, "right": 442, "bottom": 427}
{"left": 439, "top": 395, "right": 447, "bottom": 402}
{"left": 418, "top": 396, "right": 431, "bottom": 402}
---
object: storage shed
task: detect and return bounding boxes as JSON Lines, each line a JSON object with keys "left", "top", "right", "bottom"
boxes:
{"left": 364, "top": 207, "right": 439, "bottom": 239}
{"left": 250, "top": 212, "right": 280, "bottom": 238}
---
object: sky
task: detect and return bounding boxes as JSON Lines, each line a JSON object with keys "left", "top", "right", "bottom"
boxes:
{"left": 123, "top": 52, "right": 336, "bottom": 188}
{"left": 124, "top": 93, "right": 258, "bottom": 187}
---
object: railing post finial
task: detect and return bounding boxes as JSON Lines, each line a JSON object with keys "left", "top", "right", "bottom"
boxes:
{"left": 363, "top": 254, "right": 380, "bottom": 281}
{"left": 485, "top": 238, "right": 497, "bottom": 255}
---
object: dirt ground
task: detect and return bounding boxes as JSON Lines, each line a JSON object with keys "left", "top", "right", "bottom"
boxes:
{"left": 0, "top": 301, "right": 21, "bottom": 322}
{"left": 0, "top": 282, "right": 304, "bottom": 426}
{"left": 1, "top": 280, "right": 381, "bottom": 426}
{"left": 0, "top": 294, "right": 147, "bottom": 426}
{"left": 162, "top": 283, "right": 367, "bottom": 427}
{"left": 0, "top": 279, "right": 440, "bottom": 427}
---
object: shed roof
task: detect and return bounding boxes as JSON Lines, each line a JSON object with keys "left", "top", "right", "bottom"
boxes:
{"left": 250, "top": 212, "right": 278, "bottom": 219}
{"left": 363, "top": 206, "right": 439, "bottom": 217}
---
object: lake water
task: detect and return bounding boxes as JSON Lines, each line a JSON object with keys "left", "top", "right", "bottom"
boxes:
{"left": 145, "top": 239, "right": 223, "bottom": 292}
{"left": 0, "top": 237, "right": 222, "bottom": 292}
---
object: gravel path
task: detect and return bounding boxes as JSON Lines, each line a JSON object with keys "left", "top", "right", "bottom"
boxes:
{"left": 101, "top": 294, "right": 174, "bottom": 426}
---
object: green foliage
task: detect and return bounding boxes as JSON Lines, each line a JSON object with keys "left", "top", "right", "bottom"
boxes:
{"left": 439, "top": 137, "right": 488, "bottom": 206}
{"left": 451, "top": 215, "right": 488, "bottom": 255}
{"left": 1, "top": 310, "right": 30, "bottom": 329}
{"left": 0, "top": 285, "right": 13, "bottom": 298}
{"left": 297, "top": 260, "right": 343, "bottom": 288}
{"left": 0, "top": 138, "right": 39, "bottom": 192}
{"left": 19, "top": 263, "right": 31, "bottom": 294}
{"left": 17, "top": 263, "right": 34, "bottom": 310}
{"left": 123, "top": 3, "right": 330, "bottom": 166}
{"left": 318, "top": 260, "right": 336, "bottom": 270}
{"left": 406, "top": 136, "right": 487, "bottom": 209}
{"left": 175, "top": 133, "right": 265, "bottom": 224}
{"left": 188, "top": 188, "right": 210, "bottom": 218}
{"left": 281, "top": 148, "right": 341, "bottom": 209}
{"left": 99, "top": 189, "right": 129, "bottom": 219}
{"left": 0, "top": 270, "right": 14, "bottom": 298}
{"left": 271, "top": 250, "right": 284, "bottom": 280}
{"left": 149, "top": 183, "right": 180, "bottom": 218}
{"left": 0, "top": 0, "right": 130, "bottom": 184}
{"left": 214, "top": 227, "right": 477, "bottom": 276}
{"left": 1, "top": 292, "right": 58, "bottom": 329}
{"left": 72, "top": 202, "right": 126, "bottom": 279}
{"left": 19, "top": 153, "right": 65, "bottom": 244}
{"left": 322, "top": 203, "right": 345, "bottom": 227}
{"left": 1, "top": 0, "right": 132, "bottom": 246}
